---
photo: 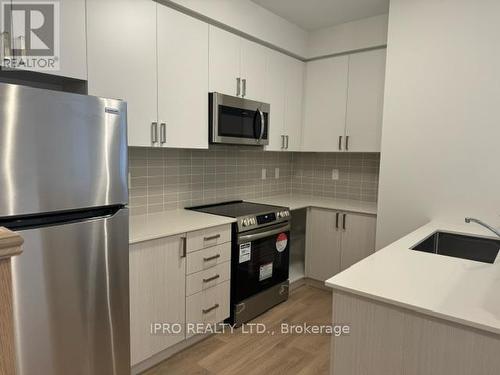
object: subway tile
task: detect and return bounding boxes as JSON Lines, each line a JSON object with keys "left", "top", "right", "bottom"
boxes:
{"left": 128, "top": 147, "right": 380, "bottom": 215}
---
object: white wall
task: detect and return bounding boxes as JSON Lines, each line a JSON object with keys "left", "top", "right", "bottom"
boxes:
{"left": 307, "top": 14, "right": 388, "bottom": 59}
{"left": 165, "top": 0, "right": 308, "bottom": 57}
{"left": 376, "top": 0, "right": 500, "bottom": 248}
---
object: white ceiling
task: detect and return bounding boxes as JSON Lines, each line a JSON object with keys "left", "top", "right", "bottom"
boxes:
{"left": 251, "top": 0, "right": 390, "bottom": 31}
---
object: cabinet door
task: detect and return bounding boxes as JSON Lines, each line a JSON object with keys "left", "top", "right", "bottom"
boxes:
{"left": 58, "top": 0, "right": 87, "bottom": 79}
{"left": 87, "top": 0, "right": 157, "bottom": 147}
{"left": 264, "top": 50, "right": 286, "bottom": 151}
{"left": 302, "top": 56, "right": 349, "bottom": 152}
{"left": 8, "top": 0, "right": 87, "bottom": 79}
{"left": 305, "top": 208, "right": 342, "bottom": 282}
{"left": 240, "top": 39, "right": 268, "bottom": 101}
{"left": 129, "top": 235, "right": 186, "bottom": 365}
{"left": 345, "top": 49, "right": 386, "bottom": 152}
{"left": 340, "top": 213, "right": 377, "bottom": 271}
{"left": 209, "top": 26, "right": 241, "bottom": 97}
{"left": 284, "top": 57, "right": 305, "bottom": 151}
{"left": 157, "top": 6, "right": 209, "bottom": 149}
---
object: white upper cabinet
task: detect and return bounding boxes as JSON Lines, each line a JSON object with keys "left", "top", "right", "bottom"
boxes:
{"left": 302, "top": 49, "right": 386, "bottom": 153}
{"left": 284, "top": 57, "right": 305, "bottom": 151}
{"left": 265, "top": 51, "right": 305, "bottom": 152}
{"left": 209, "top": 26, "right": 242, "bottom": 97}
{"left": 302, "top": 56, "right": 349, "bottom": 152}
{"left": 209, "top": 26, "right": 267, "bottom": 101}
{"left": 345, "top": 49, "right": 387, "bottom": 152}
{"left": 87, "top": 0, "right": 158, "bottom": 147}
{"left": 5, "top": 0, "right": 86, "bottom": 79}
{"left": 265, "top": 51, "right": 287, "bottom": 151}
{"left": 240, "top": 39, "right": 267, "bottom": 100}
{"left": 58, "top": 0, "right": 87, "bottom": 80}
{"left": 157, "top": 6, "right": 209, "bottom": 149}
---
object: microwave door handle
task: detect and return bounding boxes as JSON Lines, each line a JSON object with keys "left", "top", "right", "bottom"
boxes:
{"left": 257, "top": 108, "right": 265, "bottom": 142}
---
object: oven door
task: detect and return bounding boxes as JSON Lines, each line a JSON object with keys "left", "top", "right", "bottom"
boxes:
{"left": 233, "top": 222, "right": 290, "bottom": 303}
{"left": 210, "top": 92, "right": 270, "bottom": 146}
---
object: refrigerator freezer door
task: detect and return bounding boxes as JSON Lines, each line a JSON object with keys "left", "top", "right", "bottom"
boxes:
{"left": 0, "top": 83, "right": 128, "bottom": 217}
{"left": 11, "top": 208, "right": 130, "bottom": 375}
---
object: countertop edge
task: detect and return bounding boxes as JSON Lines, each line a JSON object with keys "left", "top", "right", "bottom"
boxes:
{"left": 325, "top": 282, "right": 500, "bottom": 336}
{"left": 129, "top": 217, "right": 236, "bottom": 245}
{"left": 0, "top": 227, "right": 24, "bottom": 259}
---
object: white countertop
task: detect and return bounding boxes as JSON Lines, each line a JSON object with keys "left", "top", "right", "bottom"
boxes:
{"left": 129, "top": 210, "right": 235, "bottom": 244}
{"left": 250, "top": 194, "right": 377, "bottom": 215}
{"left": 130, "top": 195, "right": 377, "bottom": 244}
{"left": 326, "top": 221, "right": 500, "bottom": 335}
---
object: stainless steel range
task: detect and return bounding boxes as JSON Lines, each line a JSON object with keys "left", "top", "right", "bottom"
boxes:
{"left": 188, "top": 201, "right": 291, "bottom": 325}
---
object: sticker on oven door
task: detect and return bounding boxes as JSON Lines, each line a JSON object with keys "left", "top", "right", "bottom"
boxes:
{"left": 259, "top": 262, "right": 273, "bottom": 281}
{"left": 239, "top": 243, "right": 251, "bottom": 263}
{"left": 276, "top": 233, "right": 288, "bottom": 252}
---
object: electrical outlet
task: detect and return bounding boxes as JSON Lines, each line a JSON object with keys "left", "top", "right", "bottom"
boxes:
{"left": 332, "top": 169, "right": 339, "bottom": 180}
{"left": 275, "top": 168, "right": 280, "bottom": 179}
{"left": 261, "top": 168, "right": 267, "bottom": 180}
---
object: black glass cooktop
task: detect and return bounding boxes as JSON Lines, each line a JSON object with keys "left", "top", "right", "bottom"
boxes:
{"left": 187, "top": 201, "right": 281, "bottom": 218}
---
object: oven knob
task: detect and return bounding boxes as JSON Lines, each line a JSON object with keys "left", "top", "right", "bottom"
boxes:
{"left": 251, "top": 218, "right": 256, "bottom": 225}
{"left": 243, "top": 218, "right": 250, "bottom": 227}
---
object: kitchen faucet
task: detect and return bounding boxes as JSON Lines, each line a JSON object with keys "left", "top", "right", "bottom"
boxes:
{"left": 464, "top": 217, "right": 500, "bottom": 238}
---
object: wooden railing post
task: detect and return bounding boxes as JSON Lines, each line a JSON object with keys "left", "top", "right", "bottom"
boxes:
{"left": 0, "top": 227, "right": 23, "bottom": 375}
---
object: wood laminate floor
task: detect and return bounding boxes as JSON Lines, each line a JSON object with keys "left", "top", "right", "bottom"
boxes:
{"left": 143, "top": 285, "right": 332, "bottom": 375}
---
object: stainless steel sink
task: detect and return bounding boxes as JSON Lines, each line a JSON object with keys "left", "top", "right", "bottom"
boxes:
{"left": 411, "top": 231, "right": 500, "bottom": 264}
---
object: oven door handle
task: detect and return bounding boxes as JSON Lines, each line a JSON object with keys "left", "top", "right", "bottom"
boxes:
{"left": 238, "top": 223, "right": 290, "bottom": 244}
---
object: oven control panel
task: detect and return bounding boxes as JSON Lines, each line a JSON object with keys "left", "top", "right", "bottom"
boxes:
{"left": 239, "top": 209, "right": 290, "bottom": 231}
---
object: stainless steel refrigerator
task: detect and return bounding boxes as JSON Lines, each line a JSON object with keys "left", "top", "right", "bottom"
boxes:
{"left": 0, "top": 83, "right": 130, "bottom": 374}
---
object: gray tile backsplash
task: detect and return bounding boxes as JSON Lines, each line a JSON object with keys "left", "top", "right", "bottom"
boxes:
{"left": 129, "top": 146, "right": 380, "bottom": 216}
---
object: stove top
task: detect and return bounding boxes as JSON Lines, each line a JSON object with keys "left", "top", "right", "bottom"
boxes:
{"left": 187, "top": 201, "right": 281, "bottom": 218}
{"left": 187, "top": 200, "right": 290, "bottom": 232}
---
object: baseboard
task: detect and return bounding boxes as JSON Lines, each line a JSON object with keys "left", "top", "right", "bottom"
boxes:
{"left": 304, "top": 277, "right": 332, "bottom": 291}
{"left": 131, "top": 332, "right": 212, "bottom": 375}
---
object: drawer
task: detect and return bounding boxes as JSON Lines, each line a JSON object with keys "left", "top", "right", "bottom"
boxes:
{"left": 186, "top": 280, "right": 230, "bottom": 337}
{"left": 186, "top": 261, "right": 231, "bottom": 297}
{"left": 186, "top": 224, "right": 231, "bottom": 253}
{"left": 186, "top": 242, "right": 231, "bottom": 275}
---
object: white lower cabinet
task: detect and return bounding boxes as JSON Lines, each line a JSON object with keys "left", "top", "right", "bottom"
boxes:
{"left": 129, "top": 224, "right": 232, "bottom": 367}
{"left": 306, "top": 208, "right": 376, "bottom": 282}
{"left": 186, "top": 281, "right": 231, "bottom": 338}
{"left": 129, "top": 235, "right": 186, "bottom": 366}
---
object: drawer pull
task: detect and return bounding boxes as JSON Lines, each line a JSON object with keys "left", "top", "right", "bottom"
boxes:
{"left": 204, "top": 234, "right": 221, "bottom": 241}
{"left": 203, "top": 274, "right": 220, "bottom": 283}
{"left": 203, "top": 254, "right": 221, "bottom": 262}
{"left": 202, "top": 303, "right": 219, "bottom": 314}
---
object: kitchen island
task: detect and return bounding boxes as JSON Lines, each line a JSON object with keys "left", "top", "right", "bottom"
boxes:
{"left": 326, "top": 221, "right": 500, "bottom": 375}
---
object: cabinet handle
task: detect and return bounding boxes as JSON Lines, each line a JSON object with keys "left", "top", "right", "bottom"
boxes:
{"left": 345, "top": 136, "right": 349, "bottom": 151}
{"left": 151, "top": 122, "right": 158, "bottom": 144}
{"left": 203, "top": 254, "right": 220, "bottom": 262}
{"left": 160, "top": 122, "right": 166, "bottom": 144}
{"left": 204, "top": 234, "right": 221, "bottom": 241}
{"left": 180, "top": 236, "right": 187, "bottom": 258}
{"left": 281, "top": 135, "right": 285, "bottom": 149}
{"left": 342, "top": 213, "right": 347, "bottom": 230}
{"left": 242, "top": 79, "right": 247, "bottom": 97}
{"left": 335, "top": 212, "right": 340, "bottom": 229}
{"left": 203, "top": 274, "right": 220, "bottom": 283}
{"left": 285, "top": 135, "right": 289, "bottom": 149}
{"left": 236, "top": 77, "right": 241, "bottom": 96}
{"left": 338, "top": 136, "right": 343, "bottom": 151}
{"left": 202, "top": 303, "right": 219, "bottom": 314}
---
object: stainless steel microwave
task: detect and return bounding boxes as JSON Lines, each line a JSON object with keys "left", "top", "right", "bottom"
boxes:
{"left": 209, "top": 92, "right": 270, "bottom": 146}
